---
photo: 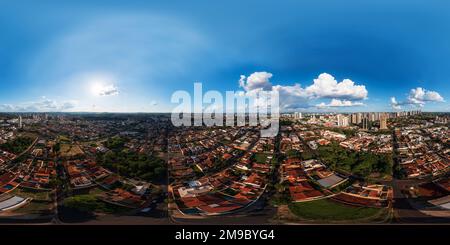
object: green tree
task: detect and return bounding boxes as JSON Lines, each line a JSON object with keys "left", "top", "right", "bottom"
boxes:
{"left": 63, "top": 195, "right": 102, "bottom": 214}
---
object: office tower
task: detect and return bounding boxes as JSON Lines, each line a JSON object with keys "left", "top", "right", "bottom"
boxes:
{"left": 18, "top": 116, "right": 22, "bottom": 129}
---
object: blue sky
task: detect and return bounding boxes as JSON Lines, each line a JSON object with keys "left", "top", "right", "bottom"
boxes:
{"left": 0, "top": 0, "right": 449, "bottom": 112}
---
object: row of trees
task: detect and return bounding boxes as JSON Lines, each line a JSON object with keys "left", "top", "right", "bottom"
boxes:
{"left": 63, "top": 194, "right": 126, "bottom": 215}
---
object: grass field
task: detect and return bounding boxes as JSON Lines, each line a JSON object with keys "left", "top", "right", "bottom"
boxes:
{"left": 88, "top": 187, "right": 106, "bottom": 195}
{"left": 58, "top": 135, "right": 71, "bottom": 142}
{"left": 288, "top": 199, "right": 383, "bottom": 221}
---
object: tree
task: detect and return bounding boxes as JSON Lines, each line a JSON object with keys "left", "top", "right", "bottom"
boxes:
{"left": 0, "top": 136, "right": 34, "bottom": 154}
{"left": 97, "top": 150, "right": 167, "bottom": 182}
{"left": 63, "top": 195, "right": 102, "bottom": 214}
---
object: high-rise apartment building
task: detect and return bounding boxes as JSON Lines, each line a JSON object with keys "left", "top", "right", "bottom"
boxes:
{"left": 362, "top": 117, "right": 370, "bottom": 130}
{"left": 337, "top": 114, "right": 349, "bottom": 127}
{"left": 18, "top": 116, "right": 22, "bottom": 129}
{"left": 380, "top": 115, "right": 387, "bottom": 130}
{"left": 294, "top": 112, "right": 302, "bottom": 119}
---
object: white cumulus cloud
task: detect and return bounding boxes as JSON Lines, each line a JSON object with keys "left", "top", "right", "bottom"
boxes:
{"left": 390, "top": 87, "right": 444, "bottom": 110}
{"left": 238, "top": 72, "right": 368, "bottom": 111}
{"left": 390, "top": 97, "right": 402, "bottom": 110}
{"left": 305, "top": 73, "right": 368, "bottom": 100}
{"left": 239, "top": 72, "right": 273, "bottom": 91}
{"left": 407, "top": 87, "right": 444, "bottom": 105}
{"left": 316, "top": 99, "right": 364, "bottom": 108}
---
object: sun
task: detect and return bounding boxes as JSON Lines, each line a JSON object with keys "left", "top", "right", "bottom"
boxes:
{"left": 90, "top": 82, "right": 106, "bottom": 96}
{"left": 84, "top": 73, "right": 119, "bottom": 96}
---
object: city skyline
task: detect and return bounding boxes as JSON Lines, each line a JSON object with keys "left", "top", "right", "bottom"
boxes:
{"left": 1, "top": 0, "right": 450, "bottom": 113}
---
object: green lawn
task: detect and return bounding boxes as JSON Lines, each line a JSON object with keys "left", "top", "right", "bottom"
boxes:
{"left": 254, "top": 153, "right": 268, "bottom": 163}
{"left": 289, "top": 199, "right": 382, "bottom": 221}
{"left": 254, "top": 153, "right": 276, "bottom": 164}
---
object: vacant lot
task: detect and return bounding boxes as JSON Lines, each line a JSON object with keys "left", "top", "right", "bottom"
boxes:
{"left": 59, "top": 144, "right": 84, "bottom": 157}
{"left": 11, "top": 189, "right": 52, "bottom": 202}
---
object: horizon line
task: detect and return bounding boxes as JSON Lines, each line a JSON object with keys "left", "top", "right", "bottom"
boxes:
{"left": 0, "top": 111, "right": 449, "bottom": 114}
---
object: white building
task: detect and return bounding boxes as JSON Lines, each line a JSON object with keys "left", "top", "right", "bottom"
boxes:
{"left": 18, "top": 116, "right": 22, "bottom": 129}
{"left": 337, "top": 114, "right": 349, "bottom": 127}
{"left": 294, "top": 112, "right": 303, "bottom": 119}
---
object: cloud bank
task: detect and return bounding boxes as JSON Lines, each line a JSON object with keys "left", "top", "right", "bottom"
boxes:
{"left": 239, "top": 72, "right": 368, "bottom": 110}
{"left": 0, "top": 98, "right": 78, "bottom": 112}
{"left": 391, "top": 87, "right": 444, "bottom": 110}
{"left": 316, "top": 99, "right": 364, "bottom": 108}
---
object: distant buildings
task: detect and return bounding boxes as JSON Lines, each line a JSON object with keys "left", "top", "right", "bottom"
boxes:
{"left": 281, "top": 112, "right": 302, "bottom": 120}
{"left": 435, "top": 115, "right": 448, "bottom": 124}
{"left": 294, "top": 112, "right": 302, "bottom": 120}
{"left": 396, "top": 110, "right": 421, "bottom": 117}
{"left": 346, "top": 110, "right": 422, "bottom": 130}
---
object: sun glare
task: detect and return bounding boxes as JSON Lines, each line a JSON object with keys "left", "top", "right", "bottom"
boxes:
{"left": 84, "top": 73, "right": 118, "bottom": 96}
{"left": 90, "top": 82, "right": 105, "bottom": 96}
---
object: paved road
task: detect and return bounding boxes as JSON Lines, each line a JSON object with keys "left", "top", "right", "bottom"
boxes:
{"left": 171, "top": 206, "right": 277, "bottom": 225}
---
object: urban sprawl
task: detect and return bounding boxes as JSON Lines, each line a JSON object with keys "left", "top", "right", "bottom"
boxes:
{"left": 0, "top": 111, "right": 449, "bottom": 224}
